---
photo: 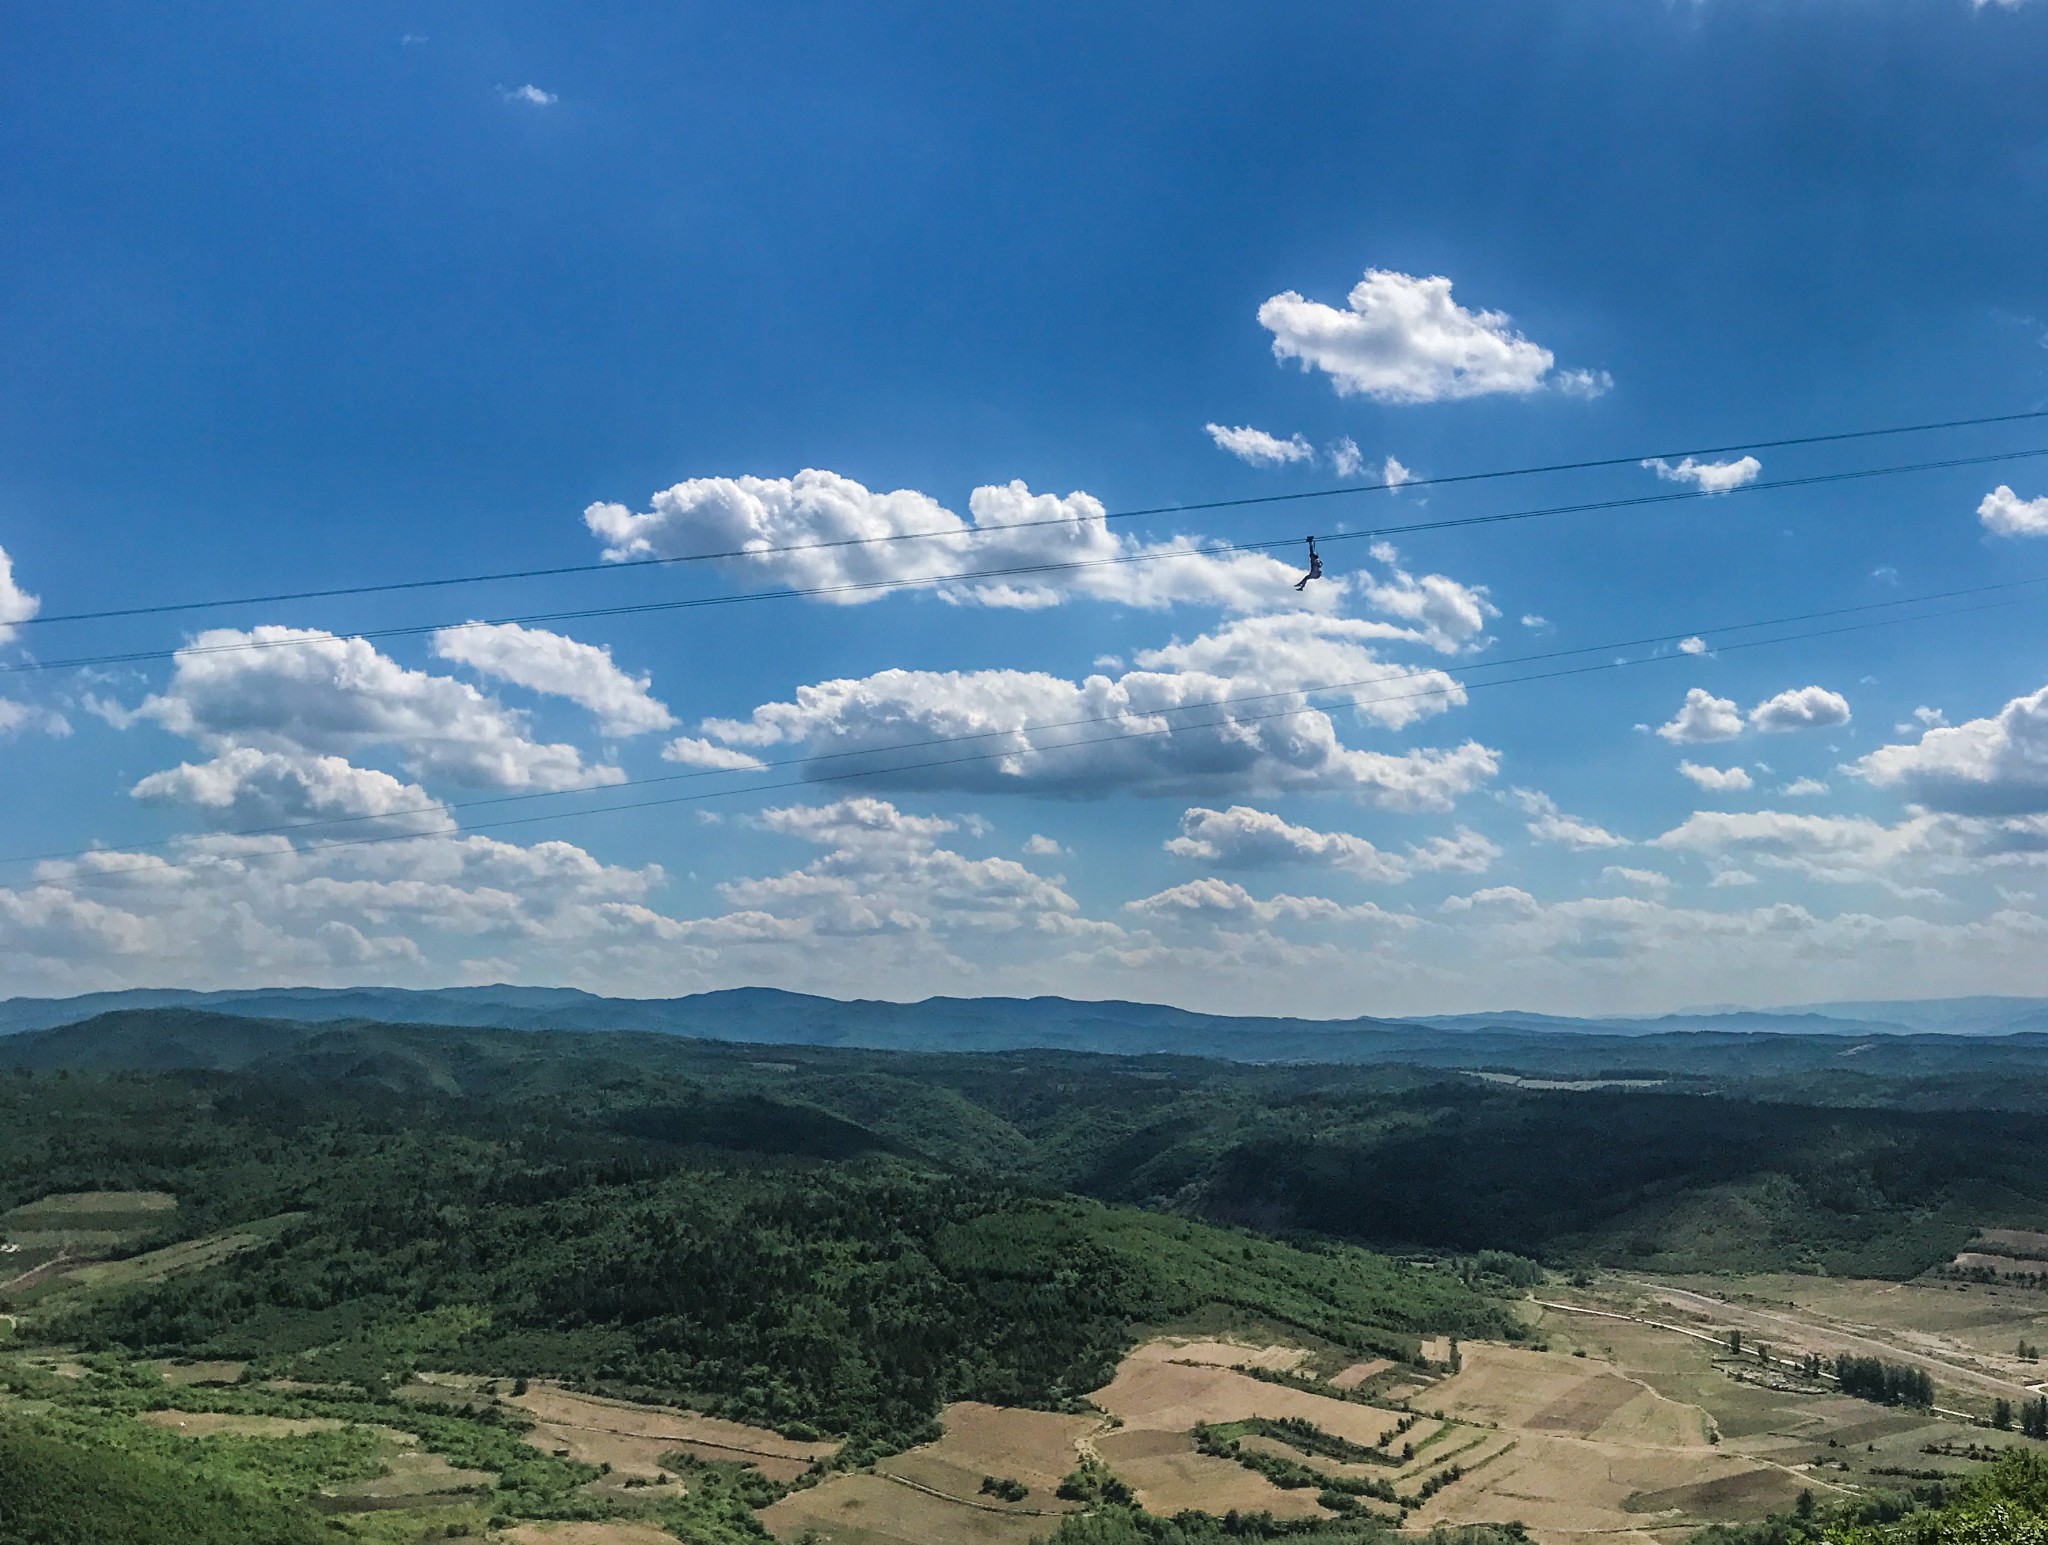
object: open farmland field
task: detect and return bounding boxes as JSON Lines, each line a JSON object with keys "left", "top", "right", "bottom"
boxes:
{"left": 1092, "top": 1340, "right": 1406, "bottom": 1446}
{"left": 1, "top": 1190, "right": 177, "bottom": 1228}
{"left": 759, "top": 1471, "right": 1055, "bottom": 1545}
{"left": 150, "top": 1357, "right": 248, "bottom": 1386}
{"left": 1602, "top": 1271, "right": 2048, "bottom": 1411}
{"left": 876, "top": 1400, "right": 1097, "bottom": 1501}
{"left": 507, "top": 1381, "right": 836, "bottom": 1482}
{"left": 498, "top": 1524, "right": 683, "bottom": 1545}
{"left": 1095, "top": 1425, "right": 1335, "bottom": 1519}
{"left": 139, "top": 1410, "right": 348, "bottom": 1438}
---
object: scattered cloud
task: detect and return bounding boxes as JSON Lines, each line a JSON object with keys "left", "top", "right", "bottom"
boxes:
{"left": 662, "top": 736, "right": 768, "bottom": 772}
{"left": 1165, "top": 805, "right": 1497, "bottom": 883}
{"left": 1854, "top": 682, "right": 2048, "bottom": 814}
{"left": 0, "top": 699, "right": 69, "bottom": 738}
{"left": 0, "top": 828, "right": 670, "bottom": 996}
{"left": 1554, "top": 368, "right": 1613, "bottom": 400}
{"left": 122, "top": 627, "right": 620, "bottom": 792}
{"left": 693, "top": 614, "right": 1500, "bottom": 806}
{"left": 1330, "top": 438, "right": 1364, "bottom": 478}
{"left": 1652, "top": 809, "right": 1950, "bottom": 892}
{"left": 431, "top": 622, "right": 673, "bottom": 736}
{"left": 1509, "top": 787, "right": 1628, "bottom": 850}
{"left": 1126, "top": 877, "right": 1411, "bottom": 929}
{"left": 1023, "top": 834, "right": 1062, "bottom": 856}
{"left": 1520, "top": 614, "right": 1551, "bottom": 631}
{"left": 1405, "top": 827, "right": 1503, "bottom": 874}
{"left": 1205, "top": 423, "right": 1315, "bottom": 466}
{"left": 1749, "top": 686, "right": 1850, "bottom": 733}
{"left": 1603, "top": 866, "right": 1672, "bottom": 892}
{"left": 1678, "top": 636, "right": 1707, "bottom": 655}
{"left": 502, "top": 84, "right": 557, "bottom": 106}
{"left": 1780, "top": 777, "right": 1829, "bottom": 797}
{"left": 588, "top": 471, "right": 1352, "bottom": 615}
{"left": 1678, "top": 762, "right": 1753, "bottom": 792}
{"left": 1979, "top": 485, "right": 2048, "bottom": 536}
{"left": 1166, "top": 805, "right": 1409, "bottom": 881}
{"left": 0, "top": 544, "right": 39, "bottom": 644}
{"left": 132, "top": 748, "right": 448, "bottom": 836}
{"left": 1381, "top": 456, "right": 1414, "bottom": 488}
{"left": 1657, "top": 688, "right": 1744, "bottom": 744}
{"left": 1642, "top": 455, "right": 1762, "bottom": 493}
{"left": 1256, "top": 269, "right": 1571, "bottom": 403}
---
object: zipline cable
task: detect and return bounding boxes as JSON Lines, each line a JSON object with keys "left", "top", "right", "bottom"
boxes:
{"left": 6, "top": 443, "right": 2046, "bottom": 679}
{"left": 12, "top": 407, "right": 2048, "bottom": 631}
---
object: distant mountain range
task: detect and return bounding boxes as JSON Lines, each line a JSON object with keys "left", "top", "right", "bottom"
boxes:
{"left": 4, "top": 983, "right": 2048, "bottom": 1059}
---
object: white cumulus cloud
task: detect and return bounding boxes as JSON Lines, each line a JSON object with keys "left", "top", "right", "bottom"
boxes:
{"left": 125, "top": 627, "right": 619, "bottom": 792}
{"left": 1657, "top": 688, "right": 1744, "bottom": 744}
{"left": 1205, "top": 423, "right": 1315, "bottom": 466}
{"left": 1979, "top": 485, "right": 2048, "bottom": 536}
{"left": 131, "top": 749, "right": 449, "bottom": 835}
{"left": 1643, "top": 455, "right": 1762, "bottom": 493}
{"left": 1165, "top": 806, "right": 1498, "bottom": 882}
{"left": 1126, "top": 878, "right": 1411, "bottom": 929}
{"left": 1749, "top": 686, "right": 1850, "bottom": 733}
{"left": 662, "top": 736, "right": 768, "bottom": 771}
{"left": 1603, "top": 866, "right": 1672, "bottom": 892}
{"left": 1508, "top": 788, "right": 1628, "bottom": 850}
{"left": 694, "top": 614, "right": 1498, "bottom": 808}
{"left": 503, "top": 84, "right": 557, "bottom": 106}
{"left": 0, "top": 545, "right": 39, "bottom": 644}
{"left": 1854, "top": 683, "right": 2048, "bottom": 814}
{"left": 1167, "top": 805, "right": 1409, "bottom": 882}
{"left": 431, "top": 622, "right": 673, "bottom": 736}
{"left": 1256, "top": 269, "right": 1568, "bottom": 404}
{"left": 1678, "top": 762, "right": 1753, "bottom": 792}
{"left": 586, "top": 471, "right": 1335, "bottom": 615}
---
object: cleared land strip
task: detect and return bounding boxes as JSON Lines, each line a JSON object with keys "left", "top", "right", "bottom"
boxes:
{"left": 879, "top": 1471, "right": 1061, "bottom": 1517}
{"left": 1620, "top": 1279, "right": 2035, "bottom": 1403}
{"left": 1533, "top": 1296, "right": 1979, "bottom": 1420}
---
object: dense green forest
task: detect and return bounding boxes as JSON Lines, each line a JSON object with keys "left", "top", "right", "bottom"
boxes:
{"left": 8, "top": 1010, "right": 2044, "bottom": 1277}
{"left": 0, "top": 1024, "right": 1512, "bottom": 1452}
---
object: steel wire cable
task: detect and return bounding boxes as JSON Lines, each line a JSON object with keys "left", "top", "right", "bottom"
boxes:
{"left": 14, "top": 404, "right": 2048, "bottom": 630}
{"left": 6, "top": 443, "right": 2045, "bottom": 679}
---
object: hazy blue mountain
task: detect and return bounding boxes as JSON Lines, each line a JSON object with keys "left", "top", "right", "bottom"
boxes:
{"left": 6, "top": 984, "right": 2042, "bottom": 1052}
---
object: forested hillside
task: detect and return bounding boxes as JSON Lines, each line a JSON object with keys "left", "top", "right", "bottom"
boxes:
{"left": 7, "top": 1011, "right": 2043, "bottom": 1278}
{"left": 0, "top": 1032, "right": 1510, "bottom": 1455}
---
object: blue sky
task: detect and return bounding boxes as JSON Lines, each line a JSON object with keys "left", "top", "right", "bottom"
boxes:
{"left": 4, "top": 1, "right": 2048, "bottom": 1013}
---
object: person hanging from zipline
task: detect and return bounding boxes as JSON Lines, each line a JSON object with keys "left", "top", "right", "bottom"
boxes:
{"left": 1294, "top": 536, "right": 1324, "bottom": 591}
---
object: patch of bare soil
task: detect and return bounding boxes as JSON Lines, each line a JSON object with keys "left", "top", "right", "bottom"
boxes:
{"left": 1329, "top": 1358, "right": 1395, "bottom": 1390}
{"left": 876, "top": 1401, "right": 1096, "bottom": 1503}
{"left": 760, "top": 1471, "right": 1051, "bottom": 1544}
{"left": 140, "top": 1411, "right": 345, "bottom": 1438}
{"left": 1094, "top": 1342, "right": 1405, "bottom": 1447}
{"left": 497, "top": 1524, "right": 681, "bottom": 1545}
{"left": 1095, "top": 1427, "right": 1328, "bottom": 1520}
{"left": 507, "top": 1383, "right": 835, "bottom": 1483}
{"left": 153, "top": 1359, "right": 248, "bottom": 1387}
